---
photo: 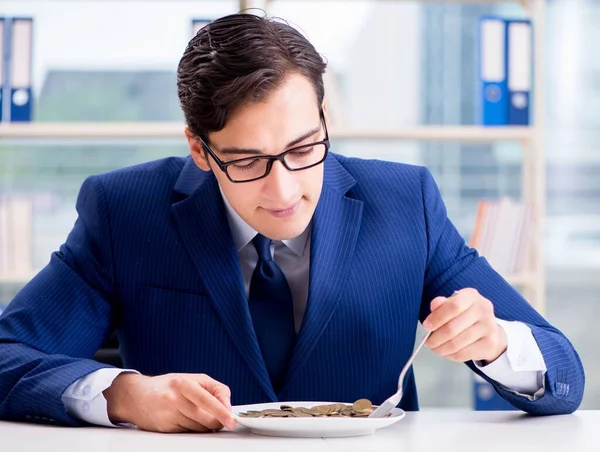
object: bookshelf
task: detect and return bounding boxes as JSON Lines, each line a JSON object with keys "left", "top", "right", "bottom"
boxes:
{"left": 0, "top": 0, "right": 547, "bottom": 314}
{"left": 0, "top": 123, "right": 533, "bottom": 142}
{"left": 0, "top": 275, "right": 34, "bottom": 285}
{"left": 0, "top": 271, "right": 539, "bottom": 289}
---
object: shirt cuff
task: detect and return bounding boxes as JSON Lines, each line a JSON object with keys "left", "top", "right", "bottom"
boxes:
{"left": 474, "top": 319, "right": 547, "bottom": 399}
{"left": 61, "top": 368, "right": 140, "bottom": 427}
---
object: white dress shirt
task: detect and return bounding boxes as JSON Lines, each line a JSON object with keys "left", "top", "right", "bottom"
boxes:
{"left": 62, "top": 193, "right": 547, "bottom": 427}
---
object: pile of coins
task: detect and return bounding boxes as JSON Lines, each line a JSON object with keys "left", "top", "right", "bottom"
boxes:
{"left": 239, "top": 399, "right": 379, "bottom": 418}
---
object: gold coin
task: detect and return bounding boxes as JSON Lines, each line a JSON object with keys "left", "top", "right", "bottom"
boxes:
{"left": 262, "top": 409, "right": 284, "bottom": 415}
{"left": 239, "top": 410, "right": 262, "bottom": 418}
{"left": 352, "top": 399, "right": 373, "bottom": 413}
{"left": 239, "top": 399, "right": 375, "bottom": 418}
{"left": 342, "top": 406, "right": 354, "bottom": 415}
{"left": 291, "top": 410, "right": 313, "bottom": 417}
{"left": 321, "top": 404, "right": 339, "bottom": 415}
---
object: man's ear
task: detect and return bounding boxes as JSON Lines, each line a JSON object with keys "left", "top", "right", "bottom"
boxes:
{"left": 185, "top": 128, "right": 211, "bottom": 172}
{"left": 321, "top": 101, "right": 330, "bottom": 127}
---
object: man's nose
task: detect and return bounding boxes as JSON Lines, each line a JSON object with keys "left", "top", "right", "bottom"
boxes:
{"left": 262, "top": 160, "right": 298, "bottom": 202}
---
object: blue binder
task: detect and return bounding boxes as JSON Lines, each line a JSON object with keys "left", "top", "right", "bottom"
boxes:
{"left": 507, "top": 19, "right": 532, "bottom": 125}
{"left": 478, "top": 17, "right": 508, "bottom": 126}
{"left": 8, "top": 17, "right": 33, "bottom": 122}
{"left": 0, "top": 18, "right": 5, "bottom": 122}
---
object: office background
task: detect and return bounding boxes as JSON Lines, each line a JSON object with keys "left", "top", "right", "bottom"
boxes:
{"left": 0, "top": 0, "right": 598, "bottom": 409}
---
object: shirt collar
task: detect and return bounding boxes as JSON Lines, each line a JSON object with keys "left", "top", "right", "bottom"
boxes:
{"left": 219, "top": 187, "right": 310, "bottom": 257}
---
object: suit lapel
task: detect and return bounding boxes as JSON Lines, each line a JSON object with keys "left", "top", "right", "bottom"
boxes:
{"left": 282, "top": 157, "right": 364, "bottom": 392}
{"left": 170, "top": 158, "right": 276, "bottom": 401}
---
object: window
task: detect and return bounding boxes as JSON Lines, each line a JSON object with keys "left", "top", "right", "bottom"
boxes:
{"left": 1, "top": 0, "right": 598, "bottom": 409}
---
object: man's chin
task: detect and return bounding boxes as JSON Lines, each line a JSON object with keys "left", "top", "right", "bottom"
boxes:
{"left": 260, "top": 216, "right": 312, "bottom": 241}
{"left": 264, "top": 226, "right": 308, "bottom": 241}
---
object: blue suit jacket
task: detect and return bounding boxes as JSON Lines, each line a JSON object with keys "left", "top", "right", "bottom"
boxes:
{"left": 0, "top": 153, "right": 584, "bottom": 425}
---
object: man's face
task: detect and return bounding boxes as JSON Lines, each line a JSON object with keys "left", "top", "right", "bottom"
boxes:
{"left": 187, "top": 73, "right": 326, "bottom": 241}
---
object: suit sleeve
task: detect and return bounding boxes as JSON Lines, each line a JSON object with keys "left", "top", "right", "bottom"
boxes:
{"left": 418, "top": 166, "right": 585, "bottom": 415}
{"left": 0, "top": 176, "right": 118, "bottom": 426}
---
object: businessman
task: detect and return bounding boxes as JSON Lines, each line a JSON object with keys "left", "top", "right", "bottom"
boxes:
{"left": 0, "top": 13, "right": 584, "bottom": 433}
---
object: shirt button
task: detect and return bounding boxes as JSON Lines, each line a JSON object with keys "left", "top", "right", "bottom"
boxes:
{"left": 83, "top": 403, "right": 90, "bottom": 412}
{"left": 83, "top": 386, "right": 91, "bottom": 396}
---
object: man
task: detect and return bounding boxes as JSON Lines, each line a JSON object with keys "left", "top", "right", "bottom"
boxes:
{"left": 0, "top": 13, "right": 584, "bottom": 433}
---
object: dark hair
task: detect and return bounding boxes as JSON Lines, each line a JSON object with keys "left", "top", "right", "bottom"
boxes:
{"left": 177, "top": 13, "right": 327, "bottom": 140}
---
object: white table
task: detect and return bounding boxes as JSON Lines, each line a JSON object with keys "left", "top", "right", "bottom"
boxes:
{"left": 1, "top": 410, "right": 598, "bottom": 452}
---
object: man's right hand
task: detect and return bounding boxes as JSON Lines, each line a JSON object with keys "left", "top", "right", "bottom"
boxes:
{"left": 103, "top": 372, "right": 237, "bottom": 433}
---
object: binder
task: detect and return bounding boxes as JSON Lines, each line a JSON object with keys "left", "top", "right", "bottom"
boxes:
{"left": 192, "top": 18, "right": 212, "bottom": 37}
{"left": 0, "top": 18, "right": 5, "bottom": 122}
{"left": 8, "top": 17, "right": 33, "bottom": 122}
{"left": 478, "top": 17, "right": 508, "bottom": 126}
{"left": 507, "top": 19, "right": 532, "bottom": 125}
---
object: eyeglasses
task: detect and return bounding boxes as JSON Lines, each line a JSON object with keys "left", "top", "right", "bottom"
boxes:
{"left": 198, "top": 111, "right": 330, "bottom": 183}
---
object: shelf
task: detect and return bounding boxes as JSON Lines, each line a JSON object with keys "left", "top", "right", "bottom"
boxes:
{"left": 330, "top": 126, "right": 533, "bottom": 142}
{"left": 252, "top": 0, "right": 532, "bottom": 10}
{"left": 0, "top": 123, "right": 534, "bottom": 142}
{"left": 0, "top": 275, "right": 33, "bottom": 285}
{"left": 402, "top": 0, "right": 529, "bottom": 4}
{"left": 504, "top": 273, "right": 536, "bottom": 287}
{"left": 0, "top": 271, "right": 537, "bottom": 287}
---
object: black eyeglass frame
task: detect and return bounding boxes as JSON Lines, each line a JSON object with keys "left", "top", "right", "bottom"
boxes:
{"left": 197, "top": 110, "right": 330, "bottom": 183}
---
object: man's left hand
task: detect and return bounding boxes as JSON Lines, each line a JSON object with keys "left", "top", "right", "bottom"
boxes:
{"left": 423, "top": 288, "right": 507, "bottom": 364}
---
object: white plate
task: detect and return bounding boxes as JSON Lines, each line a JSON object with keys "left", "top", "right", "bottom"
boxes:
{"left": 231, "top": 401, "right": 405, "bottom": 438}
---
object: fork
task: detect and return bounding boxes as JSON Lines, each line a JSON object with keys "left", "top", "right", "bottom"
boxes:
{"left": 368, "top": 330, "right": 432, "bottom": 418}
{"left": 369, "top": 291, "right": 461, "bottom": 418}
